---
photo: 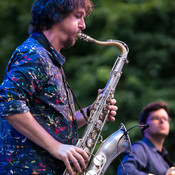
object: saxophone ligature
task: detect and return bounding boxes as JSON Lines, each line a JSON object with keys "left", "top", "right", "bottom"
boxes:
{"left": 63, "top": 33, "right": 131, "bottom": 175}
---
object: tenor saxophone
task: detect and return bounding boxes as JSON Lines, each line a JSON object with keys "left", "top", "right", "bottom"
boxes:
{"left": 63, "top": 33, "right": 131, "bottom": 175}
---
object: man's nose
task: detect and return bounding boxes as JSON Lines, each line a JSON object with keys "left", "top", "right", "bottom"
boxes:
{"left": 79, "top": 18, "right": 86, "bottom": 30}
{"left": 159, "top": 117, "right": 168, "bottom": 123}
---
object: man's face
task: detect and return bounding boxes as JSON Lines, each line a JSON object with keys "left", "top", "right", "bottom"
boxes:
{"left": 145, "top": 109, "right": 170, "bottom": 137}
{"left": 54, "top": 7, "right": 86, "bottom": 49}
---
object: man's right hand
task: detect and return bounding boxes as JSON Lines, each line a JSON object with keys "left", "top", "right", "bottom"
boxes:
{"left": 49, "top": 143, "right": 89, "bottom": 175}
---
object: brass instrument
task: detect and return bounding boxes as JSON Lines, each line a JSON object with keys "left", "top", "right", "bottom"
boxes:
{"left": 63, "top": 33, "right": 131, "bottom": 175}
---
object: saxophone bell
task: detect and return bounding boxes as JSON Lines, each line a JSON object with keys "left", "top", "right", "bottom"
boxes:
{"left": 85, "top": 123, "right": 132, "bottom": 175}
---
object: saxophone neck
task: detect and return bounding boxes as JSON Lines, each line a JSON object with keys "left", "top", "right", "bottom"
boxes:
{"left": 94, "top": 39, "right": 128, "bottom": 55}
{"left": 77, "top": 33, "right": 129, "bottom": 55}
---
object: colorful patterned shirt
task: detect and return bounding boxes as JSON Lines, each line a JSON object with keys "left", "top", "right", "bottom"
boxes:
{"left": 0, "top": 33, "right": 78, "bottom": 174}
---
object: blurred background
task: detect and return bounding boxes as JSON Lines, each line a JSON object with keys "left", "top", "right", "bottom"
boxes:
{"left": 0, "top": 0, "right": 175, "bottom": 174}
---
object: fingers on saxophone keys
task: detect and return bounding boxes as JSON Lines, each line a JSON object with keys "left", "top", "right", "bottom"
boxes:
{"left": 64, "top": 158, "right": 74, "bottom": 175}
{"left": 66, "top": 148, "right": 89, "bottom": 174}
{"left": 109, "top": 98, "right": 117, "bottom": 105}
{"left": 110, "top": 109, "right": 117, "bottom": 115}
{"left": 75, "top": 147, "right": 89, "bottom": 168}
{"left": 107, "top": 104, "right": 118, "bottom": 121}
{"left": 108, "top": 103, "right": 118, "bottom": 114}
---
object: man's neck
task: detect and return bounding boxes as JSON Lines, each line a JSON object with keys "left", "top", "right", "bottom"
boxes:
{"left": 42, "top": 29, "right": 62, "bottom": 52}
{"left": 146, "top": 135, "right": 165, "bottom": 152}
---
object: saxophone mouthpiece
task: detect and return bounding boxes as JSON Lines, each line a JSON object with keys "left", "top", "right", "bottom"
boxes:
{"left": 77, "top": 33, "right": 95, "bottom": 42}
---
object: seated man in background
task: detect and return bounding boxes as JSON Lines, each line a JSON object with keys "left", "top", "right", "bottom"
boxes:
{"left": 117, "top": 101, "right": 175, "bottom": 175}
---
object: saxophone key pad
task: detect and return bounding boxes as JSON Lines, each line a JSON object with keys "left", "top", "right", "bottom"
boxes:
{"left": 93, "top": 154, "right": 106, "bottom": 166}
{"left": 84, "top": 147, "right": 90, "bottom": 155}
{"left": 85, "top": 170, "right": 97, "bottom": 175}
{"left": 91, "top": 130, "right": 97, "bottom": 139}
{"left": 95, "top": 120, "right": 103, "bottom": 130}
{"left": 87, "top": 138, "right": 94, "bottom": 148}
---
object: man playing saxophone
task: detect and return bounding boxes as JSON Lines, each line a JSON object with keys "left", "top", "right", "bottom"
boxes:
{"left": 117, "top": 101, "right": 175, "bottom": 175}
{"left": 0, "top": 0, "right": 118, "bottom": 175}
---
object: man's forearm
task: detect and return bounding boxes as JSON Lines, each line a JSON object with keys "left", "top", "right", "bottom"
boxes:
{"left": 76, "top": 106, "right": 89, "bottom": 128}
{"left": 4, "top": 111, "right": 90, "bottom": 174}
{"left": 4, "top": 111, "right": 60, "bottom": 154}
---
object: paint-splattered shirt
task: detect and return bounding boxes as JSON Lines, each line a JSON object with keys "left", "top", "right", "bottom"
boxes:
{"left": 0, "top": 34, "right": 78, "bottom": 174}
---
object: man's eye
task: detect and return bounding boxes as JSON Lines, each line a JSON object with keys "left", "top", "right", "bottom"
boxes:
{"left": 152, "top": 117, "right": 159, "bottom": 120}
{"left": 75, "top": 15, "right": 81, "bottom": 18}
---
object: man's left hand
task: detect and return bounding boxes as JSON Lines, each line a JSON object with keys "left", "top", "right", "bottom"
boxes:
{"left": 107, "top": 98, "right": 118, "bottom": 122}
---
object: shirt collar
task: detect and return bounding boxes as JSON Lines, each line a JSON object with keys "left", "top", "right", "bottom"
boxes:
{"left": 30, "top": 32, "right": 65, "bottom": 66}
{"left": 142, "top": 137, "right": 168, "bottom": 155}
{"left": 49, "top": 44, "right": 65, "bottom": 66}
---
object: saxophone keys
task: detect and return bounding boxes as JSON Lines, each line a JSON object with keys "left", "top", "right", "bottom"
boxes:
{"left": 95, "top": 120, "right": 103, "bottom": 130}
{"left": 86, "top": 138, "right": 94, "bottom": 148}
{"left": 84, "top": 147, "right": 91, "bottom": 155}
{"left": 91, "top": 130, "right": 97, "bottom": 138}
{"left": 93, "top": 154, "right": 106, "bottom": 166}
{"left": 85, "top": 170, "right": 96, "bottom": 175}
{"left": 99, "top": 114, "right": 105, "bottom": 120}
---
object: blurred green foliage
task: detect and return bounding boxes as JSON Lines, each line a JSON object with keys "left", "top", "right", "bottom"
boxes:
{"left": 0, "top": 0, "right": 175, "bottom": 174}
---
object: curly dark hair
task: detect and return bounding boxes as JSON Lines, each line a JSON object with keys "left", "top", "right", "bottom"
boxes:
{"left": 29, "top": 0, "right": 93, "bottom": 33}
{"left": 139, "top": 101, "right": 169, "bottom": 125}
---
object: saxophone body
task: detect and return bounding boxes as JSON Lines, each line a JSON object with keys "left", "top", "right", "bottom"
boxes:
{"left": 63, "top": 33, "right": 131, "bottom": 175}
{"left": 86, "top": 123, "right": 131, "bottom": 175}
